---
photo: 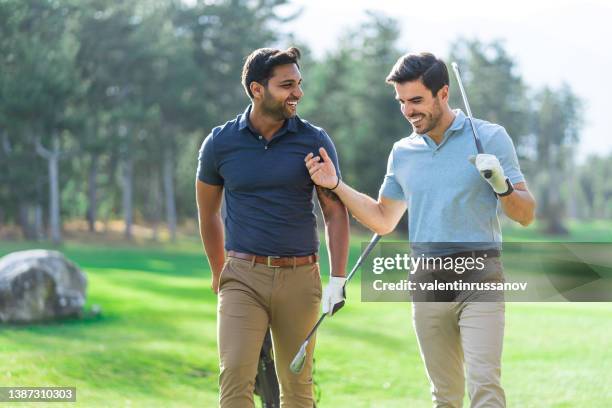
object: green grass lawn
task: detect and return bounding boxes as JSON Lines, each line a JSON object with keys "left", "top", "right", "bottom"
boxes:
{"left": 500, "top": 218, "right": 612, "bottom": 242}
{"left": 1, "top": 223, "right": 611, "bottom": 407}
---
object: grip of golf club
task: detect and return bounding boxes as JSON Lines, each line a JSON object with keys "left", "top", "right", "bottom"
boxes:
{"left": 473, "top": 134, "right": 492, "bottom": 179}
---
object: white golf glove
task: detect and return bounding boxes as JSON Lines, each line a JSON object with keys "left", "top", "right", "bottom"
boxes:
{"left": 469, "top": 154, "right": 511, "bottom": 195}
{"left": 322, "top": 276, "right": 346, "bottom": 316}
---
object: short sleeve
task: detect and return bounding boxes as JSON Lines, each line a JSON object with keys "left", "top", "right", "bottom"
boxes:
{"left": 488, "top": 126, "right": 525, "bottom": 185}
{"left": 197, "top": 129, "right": 224, "bottom": 185}
{"left": 318, "top": 129, "right": 342, "bottom": 179}
{"left": 379, "top": 146, "right": 404, "bottom": 200}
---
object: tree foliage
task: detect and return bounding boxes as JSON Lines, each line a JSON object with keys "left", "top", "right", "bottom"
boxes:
{"left": 0, "top": 3, "right": 595, "bottom": 240}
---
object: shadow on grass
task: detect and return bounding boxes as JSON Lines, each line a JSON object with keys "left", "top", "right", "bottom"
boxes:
{"left": 69, "top": 249, "right": 207, "bottom": 278}
{"left": 91, "top": 269, "right": 215, "bottom": 304}
{"left": 1, "top": 311, "right": 216, "bottom": 346}
{"left": 62, "top": 346, "right": 219, "bottom": 396}
{"left": 0, "top": 242, "right": 209, "bottom": 278}
{"left": 1, "top": 317, "right": 220, "bottom": 398}
{"left": 1, "top": 321, "right": 220, "bottom": 402}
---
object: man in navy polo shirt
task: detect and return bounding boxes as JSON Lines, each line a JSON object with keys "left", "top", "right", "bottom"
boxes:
{"left": 306, "top": 53, "right": 536, "bottom": 407}
{"left": 196, "top": 47, "right": 349, "bottom": 407}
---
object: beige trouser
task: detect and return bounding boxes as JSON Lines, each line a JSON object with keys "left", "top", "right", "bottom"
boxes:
{"left": 412, "top": 258, "right": 506, "bottom": 408}
{"left": 217, "top": 256, "right": 321, "bottom": 408}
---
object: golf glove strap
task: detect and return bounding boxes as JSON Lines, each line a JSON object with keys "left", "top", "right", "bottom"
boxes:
{"left": 322, "top": 276, "right": 346, "bottom": 316}
{"left": 469, "top": 154, "right": 511, "bottom": 195}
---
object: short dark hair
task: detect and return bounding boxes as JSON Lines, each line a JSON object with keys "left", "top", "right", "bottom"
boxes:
{"left": 241, "top": 47, "right": 301, "bottom": 98}
{"left": 385, "top": 52, "right": 449, "bottom": 96}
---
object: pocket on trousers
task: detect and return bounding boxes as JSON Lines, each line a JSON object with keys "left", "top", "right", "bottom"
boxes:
{"left": 219, "top": 257, "right": 253, "bottom": 290}
{"left": 218, "top": 259, "right": 232, "bottom": 289}
{"left": 484, "top": 257, "right": 505, "bottom": 283}
{"left": 312, "top": 263, "right": 323, "bottom": 299}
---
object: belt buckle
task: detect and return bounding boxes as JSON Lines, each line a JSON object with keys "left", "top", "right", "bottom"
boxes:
{"left": 267, "top": 256, "right": 281, "bottom": 268}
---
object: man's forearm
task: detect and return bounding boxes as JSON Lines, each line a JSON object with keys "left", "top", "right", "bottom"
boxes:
{"left": 324, "top": 209, "right": 350, "bottom": 278}
{"left": 501, "top": 188, "right": 536, "bottom": 226}
{"left": 333, "top": 181, "right": 393, "bottom": 235}
{"left": 199, "top": 215, "right": 225, "bottom": 278}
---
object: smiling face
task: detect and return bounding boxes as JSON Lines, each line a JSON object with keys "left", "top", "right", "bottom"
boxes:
{"left": 394, "top": 79, "right": 449, "bottom": 135}
{"left": 252, "top": 63, "right": 303, "bottom": 120}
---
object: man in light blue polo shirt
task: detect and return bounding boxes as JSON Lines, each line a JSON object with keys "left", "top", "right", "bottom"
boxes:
{"left": 305, "top": 52, "right": 536, "bottom": 407}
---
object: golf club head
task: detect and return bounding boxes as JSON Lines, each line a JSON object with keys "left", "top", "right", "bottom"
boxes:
{"left": 289, "top": 341, "right": 308, "bottom": 374}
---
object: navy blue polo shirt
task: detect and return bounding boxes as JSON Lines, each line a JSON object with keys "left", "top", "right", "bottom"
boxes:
{"left": 197, "top": 105, "right": 341, "bottom": 256}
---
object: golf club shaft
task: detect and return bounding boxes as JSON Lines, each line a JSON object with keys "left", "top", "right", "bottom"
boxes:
{"left": 302, "top": 313, "right": 327, "bottom": 345}
{"left": 450, "top": 62, "right": 492, "bottom": 178}
{"left": 345, "top": 233, "right": 381, "bottom": 282}
{"left": 297, "top": 234, "right": 381, "bottom": 344}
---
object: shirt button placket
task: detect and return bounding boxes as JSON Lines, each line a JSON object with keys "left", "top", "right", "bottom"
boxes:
{"left": 258, "top": 135, "right": 268, "bottom": 150}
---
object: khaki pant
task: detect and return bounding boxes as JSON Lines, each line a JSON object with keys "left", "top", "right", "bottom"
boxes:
{"left": 412, "top": 258, "right": 506, "bottom": 408}
{"left": 217, "top": 256, "right": 321, "bottom": 408}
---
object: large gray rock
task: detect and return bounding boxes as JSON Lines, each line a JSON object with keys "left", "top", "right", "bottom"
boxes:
{"left": 0, "top": 250, "right": 87, "bottom": 323}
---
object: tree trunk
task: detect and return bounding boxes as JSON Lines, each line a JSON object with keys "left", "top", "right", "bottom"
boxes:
{"left": 566, "top": 153, "right": 578, "bottom": 219}
{"left": 544, "top": 154, "right": 568, "bottom": 235}
{"left": 48, "top": 145, "right": 61, "bottom": 244}
{"left": 34, "top": 203, "right": 44, "bottom": 240}
{"left": 0, "top": 131, "right": 9, "bottom": 234}
{"left": 87, "top": 153, "right": 99, "bottom": 232}
{"left": 151, "top": 168, "right": 162, "bottom": 241}
{"left": 18, "top": 204, "right": 35, "bottom": 240}
{"left": 163, "top": 148, "right": 177, "bottom": 242}
{"left": 35, "top": 134, "right": 62, "bottom": 244}
{"left": 122, "top": 155, "right": 133, "bottom": 240}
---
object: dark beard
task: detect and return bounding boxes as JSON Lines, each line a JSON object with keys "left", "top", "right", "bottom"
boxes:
{"left": 421, "top": 99, "right": 443, "bottom": 134}
{"left": 261, "top": 90, "right": 292, "bottom": 120}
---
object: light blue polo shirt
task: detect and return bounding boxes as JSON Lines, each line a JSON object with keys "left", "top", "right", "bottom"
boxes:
{"left": 379, "top": 109, "right": 525, "bottom": 256}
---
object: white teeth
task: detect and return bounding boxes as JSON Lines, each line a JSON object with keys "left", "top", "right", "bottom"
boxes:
{"left": 411, "top": 117, "right": 422, "bottom": 124}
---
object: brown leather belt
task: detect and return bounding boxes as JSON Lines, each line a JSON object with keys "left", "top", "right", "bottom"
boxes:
{"left": 227, "top": 251, "right": 318, "bottom": 268}
{"left": 445, "top": 249, "right": 501, "bottom": 259}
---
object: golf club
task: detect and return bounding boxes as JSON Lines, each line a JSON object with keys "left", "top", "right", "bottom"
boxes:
{"left": 450, "top": 62, "right": 492, "bottom": 179}
{"left": 289, "top": 233, "right": 382, "bottom": 374}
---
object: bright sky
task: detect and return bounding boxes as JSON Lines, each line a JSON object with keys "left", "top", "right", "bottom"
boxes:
{"left": 277, "top": 0, "right": 611, "bottom": 162}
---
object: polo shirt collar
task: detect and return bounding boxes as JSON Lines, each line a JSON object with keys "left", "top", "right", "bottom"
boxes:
{"left": 438, "top": 109, "right": 467, "bottom": 144}
{"left": 238, "top": 104, "right": 299, "bottom": 135}
{"left": 238, "top": 105, "right": 253, "bottom": 132}
{"left": 287, "top": 115, "right": 298, "bottom": 133}
{"left": 421, "top": 109, "right": 467, "bottom": 150}
{"left": 448, "top": 109, "right": 467, "bottom": 132}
